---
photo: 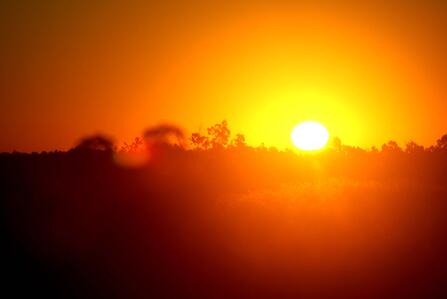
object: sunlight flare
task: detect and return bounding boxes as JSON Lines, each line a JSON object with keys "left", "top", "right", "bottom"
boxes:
{"left": 291, "top": 121, "right": 329, "bottom": 151}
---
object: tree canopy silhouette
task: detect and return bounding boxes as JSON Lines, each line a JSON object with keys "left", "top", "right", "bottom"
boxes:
{"left": 191, "top": 120, "right": 246, "bottom": 150}
{"left": 73, "top": 134, "right": 114, "bottom": 152}
{"left": 436, "top": 133, "right": 447, "bottom": 150}
{"left": 143, "top": 124, "right": 185, "bottom": 147}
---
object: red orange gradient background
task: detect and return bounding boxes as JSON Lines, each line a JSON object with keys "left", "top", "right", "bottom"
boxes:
{"left": 1, "top": 1, "right": 446, "bottom": 152}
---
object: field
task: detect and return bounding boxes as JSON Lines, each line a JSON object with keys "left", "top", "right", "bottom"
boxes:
{"left": 2, "top": 139, "right": 447, "bottom": 298}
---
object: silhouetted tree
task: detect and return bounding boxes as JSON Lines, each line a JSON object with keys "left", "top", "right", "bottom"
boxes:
{"left": 191, "top": 132, "right": 211, "bottom": 150}
{"left": 231, "top": 133, "right": 246, "bottom": 147}
{"left": 73, "top": 134, "right": 114, "bottom": 152}
{"left": 381, "top": 141, "right": 403, "bottom": 154}
{"left": 207, "top": 120, "right": 231, "bottom": 148}
{"left": 405, "top": 141, "right": 424, "bottom": 154}
{"left": 120, "top": 137, "right": 144, "bottom": 152}
{"left": 436, "top": 134, "right": 447, "bottom": 150}
{"left": 143, "top": 124, "right": 185, "bottom": 147}
{"left": 330, "top": 137, "right": 342, "bottom": 152}
{"left": 342, "top": 145, "right": 367, "bottom": 155}
{"left": 190, "top": 120, "right": 236, "bottom": 150}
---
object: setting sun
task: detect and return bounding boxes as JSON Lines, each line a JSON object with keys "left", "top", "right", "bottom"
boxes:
{"left": 2, "top": 1, "right": 447, "bottom": 298}
{"left": 291, "top": 121, "right": 329, "bottom": 151}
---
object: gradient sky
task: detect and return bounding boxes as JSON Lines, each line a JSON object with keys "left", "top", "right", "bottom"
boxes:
{"left": 1, "top": 0, "right": 446, "bottom": 152}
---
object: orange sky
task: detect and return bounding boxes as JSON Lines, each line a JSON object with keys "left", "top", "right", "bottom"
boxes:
{"left": 1, "top": 0, "right": 446, "bottom": 152}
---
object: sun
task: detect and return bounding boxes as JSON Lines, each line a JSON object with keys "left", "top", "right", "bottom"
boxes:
{"left": 291, "top": 121, "right": 329, "bottom": 151}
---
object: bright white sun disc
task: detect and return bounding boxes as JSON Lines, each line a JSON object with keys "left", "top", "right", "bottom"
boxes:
{"left": 291, "top": 121, "right": 329, "bottom": 151}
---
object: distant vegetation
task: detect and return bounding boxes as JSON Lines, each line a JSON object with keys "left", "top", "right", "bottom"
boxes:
{"left": 1, "top": 121, "right": 447, "bottom": 299}
{"left": 71, "top": 120, "right": 447, "bottom": 155}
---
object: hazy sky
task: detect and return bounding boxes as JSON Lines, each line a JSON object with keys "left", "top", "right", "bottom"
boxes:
{"left": 1, "top": 0, "right": 446, "bottom": 152}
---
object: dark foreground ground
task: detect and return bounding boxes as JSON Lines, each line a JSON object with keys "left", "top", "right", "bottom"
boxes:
{"left": 1, "top": 147, "right": 447, "bottom": 298}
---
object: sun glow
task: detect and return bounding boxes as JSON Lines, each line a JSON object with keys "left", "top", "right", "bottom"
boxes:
{"left": 291, "top": 121, "right": 330, "bottom": 151}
